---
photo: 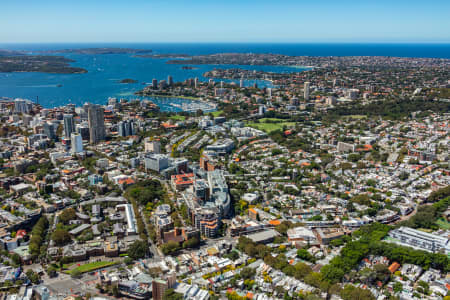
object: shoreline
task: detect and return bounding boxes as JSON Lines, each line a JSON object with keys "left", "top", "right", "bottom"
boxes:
{"left": 138, "top": 94, "right": 202, "bottom": 101}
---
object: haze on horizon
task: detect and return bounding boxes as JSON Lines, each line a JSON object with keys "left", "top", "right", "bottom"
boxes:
{"left": 1, "top": 0, "right": 450, "bottom": 44}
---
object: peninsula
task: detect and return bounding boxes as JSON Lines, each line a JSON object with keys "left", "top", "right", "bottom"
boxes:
{"left": 40, "top": 48, "right": 153, "bottom": 55}
{"left": 134, "top": 53, "right": 189, "bottom": 58}
{"left": 0, "top": 55, "right": 87, "bottom": 74}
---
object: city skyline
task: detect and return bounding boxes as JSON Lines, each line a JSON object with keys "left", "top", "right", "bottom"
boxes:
{"left": 1, "top": 0, "right": 450, "bottom": 43}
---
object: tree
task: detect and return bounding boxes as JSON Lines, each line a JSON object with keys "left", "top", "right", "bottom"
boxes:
{"left": 128, "top": 240, "right": 148, "bottom": 260}
{"left": 321, "top": 264, "right": 345, "bottom": 284}
{"left": 46, "top": 266, "right": 57, "bottom": 278}
{"left": 71, "top": 269, "right": 81, "bottom": 278}
{"left": 163, "top": 288, "right": 183, "bottom": 300}
{"left": 374, "top": 264, "right": 390, "bottom": 282}
{"left": 393, "top": 282, "right": 403, "bottom": 293}
{"left": 59, "top": 208, "right": 77, "bottom": 224}
{"left": 29, "top": 216, "right": 49, "bottom": 257}
{"left": 297, "top": 249, "right": 315, "bottom": 263}
{"left": 51, "top": 229, "right": 71, "bottom": 246}
{"left": 11, "top": 253, "right": 22, "bottom": 266}
{"left": 240, "top": 267, "right": 256, "bottom": 280}
{"left": 124, "top": 257, "right": 134, "bottom": 265}
{"left": 26, "top": 270, "right": 40, "bottom": 284}
{"left": 304, "top": 272, "right": 323, "bottom": 288}
{"left": 340, "top": 284, "right": 375, "bottom": 300}
{"left": 294, "top": 262, "right": 312, "bottom": 279}
{"left": 125, "top": 180, "right": 165, "bottom": 205}
{"left": 182, "top": 237, "right": 200, "bottom": 249}
{"left": 161, "top": 240, "right": 180, "bottom": 255}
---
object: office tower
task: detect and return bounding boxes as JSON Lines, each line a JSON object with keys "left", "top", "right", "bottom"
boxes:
{"left": 63, "top": 114, "right": 75, "bottom": 138}
{"left": 304, "top": 82, "right": 310, "bottom": 100}
{"left": 194, "top": 77, "right": 199, "bottom": 88}
{"left": 88, "top": 104, "right": 106, "bottom": 144}
{"left": 76, "top": 123, "right": 90, "bottom": 140}
{"left": 118, "top": 120, "right": 135, "bottom": 137}
{"left": 167, "top": 75, "right": 173, "bottom": 86}
{"left": 267, "top": 88, "right": 272, "bottom": 98}
{"left": 14, "top": 99, "right": 32, "bottom": 114}
{"left": 240, "top": 78, "right": 244, "bottom": 88}
{"left": 43, "top": 122, "right": 57, "bottom": 140}
{"left": 208, "top": 79, "right": 214, "bottom": 86}
{"left": 152, "top": 78, "right": 158, "bottom": 89}
{"left": 83, "top": 102, "right": 90, "bottom": 114}
{"left": 220, "top": 81, "right": 224, "bottom": 88}
{"left": 71, "top": 133, "right": 83, "bottom": 153}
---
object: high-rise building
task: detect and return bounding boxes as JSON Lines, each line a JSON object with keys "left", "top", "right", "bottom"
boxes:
{"left": 88, "top": 104, "right": 105, "bottom": 144}
{"left": 239, "top": 78, "right": 244, "bottom": 88}
{"left": 159, "top": 80, "right": 167, "bottom": 89}
{"left": 152, "top": 78, "right": 158, "bottom": 89}
{"left": 304, "top": 82, "right": 310, "bottom": 100}
{"left": 144, "top": 138, "right": 161, "bottom": 153}
{"left": 76, "top": 123, "right": 90, "bottom": 140}
{"left": 63, "top": 114, "right": 75, "bottom": 138}
{"left": 152, "top": 274, "right": 176, "bottom": 300}
{"left": 194, "top": 77, "right": 199, "bottom": 88}
{"left": 71, "top": 133, "right": 83, "bottom": 154}
{"left": 14, "top": 99, "right": 32, "bottom": 114}
{"left": 118, "top": 120, "right": 135, "bottom": 137}
{"left": 167, "top": 75, "right": 173, "bottom": 86}
{"left": 43, "top": 122, "right": 57, "bottom": 141}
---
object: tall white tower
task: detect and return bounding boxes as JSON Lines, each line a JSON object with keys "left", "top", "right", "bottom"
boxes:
{"left": 304, "top": 82, "right": 310, "bottom": 101}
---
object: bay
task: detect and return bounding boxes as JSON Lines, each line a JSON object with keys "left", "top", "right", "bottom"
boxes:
{"left": 0, "top": 43, "right": 448, "bottom": 109}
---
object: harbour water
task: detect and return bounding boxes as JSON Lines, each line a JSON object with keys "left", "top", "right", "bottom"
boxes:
{"left": 0, "top": 43, "right": 449, "bottom": 110}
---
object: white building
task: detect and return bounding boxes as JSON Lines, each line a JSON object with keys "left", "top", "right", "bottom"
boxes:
{"left": 144, "top": 138, "right": 161, "bottom": 154}
{"left": 304, "top": 82, "right": 310, "bottom": 100}
{"left": 389, "top": 227, "right": 450, "bottom": 254}
{"left": 71, "top": 133, "right": 83, "bottom": 154}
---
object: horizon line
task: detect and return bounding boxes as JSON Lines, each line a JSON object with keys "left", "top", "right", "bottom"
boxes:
{"left": 1, "top": 41, "right": 450, "bottom": 45}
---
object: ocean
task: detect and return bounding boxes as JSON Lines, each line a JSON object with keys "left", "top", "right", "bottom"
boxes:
{"left": 0, "top": 43, "right": 449, "bottom": 109}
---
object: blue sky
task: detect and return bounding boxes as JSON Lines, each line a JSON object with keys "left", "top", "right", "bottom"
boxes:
{"left": 1, "top": 0, "right": 449, "bottom": 43}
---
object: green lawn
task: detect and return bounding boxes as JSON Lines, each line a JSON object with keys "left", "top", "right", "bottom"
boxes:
{"left": 345, "top": 115, "right": 367, "bottom": 119}
{"left": 436, "top": 218, "right": 450, "bottom": 230}
{"left": 247, "top": 118, "right": 296, "bottom": 133}
{"left": 68, "top": 261, "right": 118, "bottom": 275}
{"left": 211, "top": 110, "right": 223, "bottom": 117}
{"left": 169, "top": 115, "right": 187, "bottom": 121}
